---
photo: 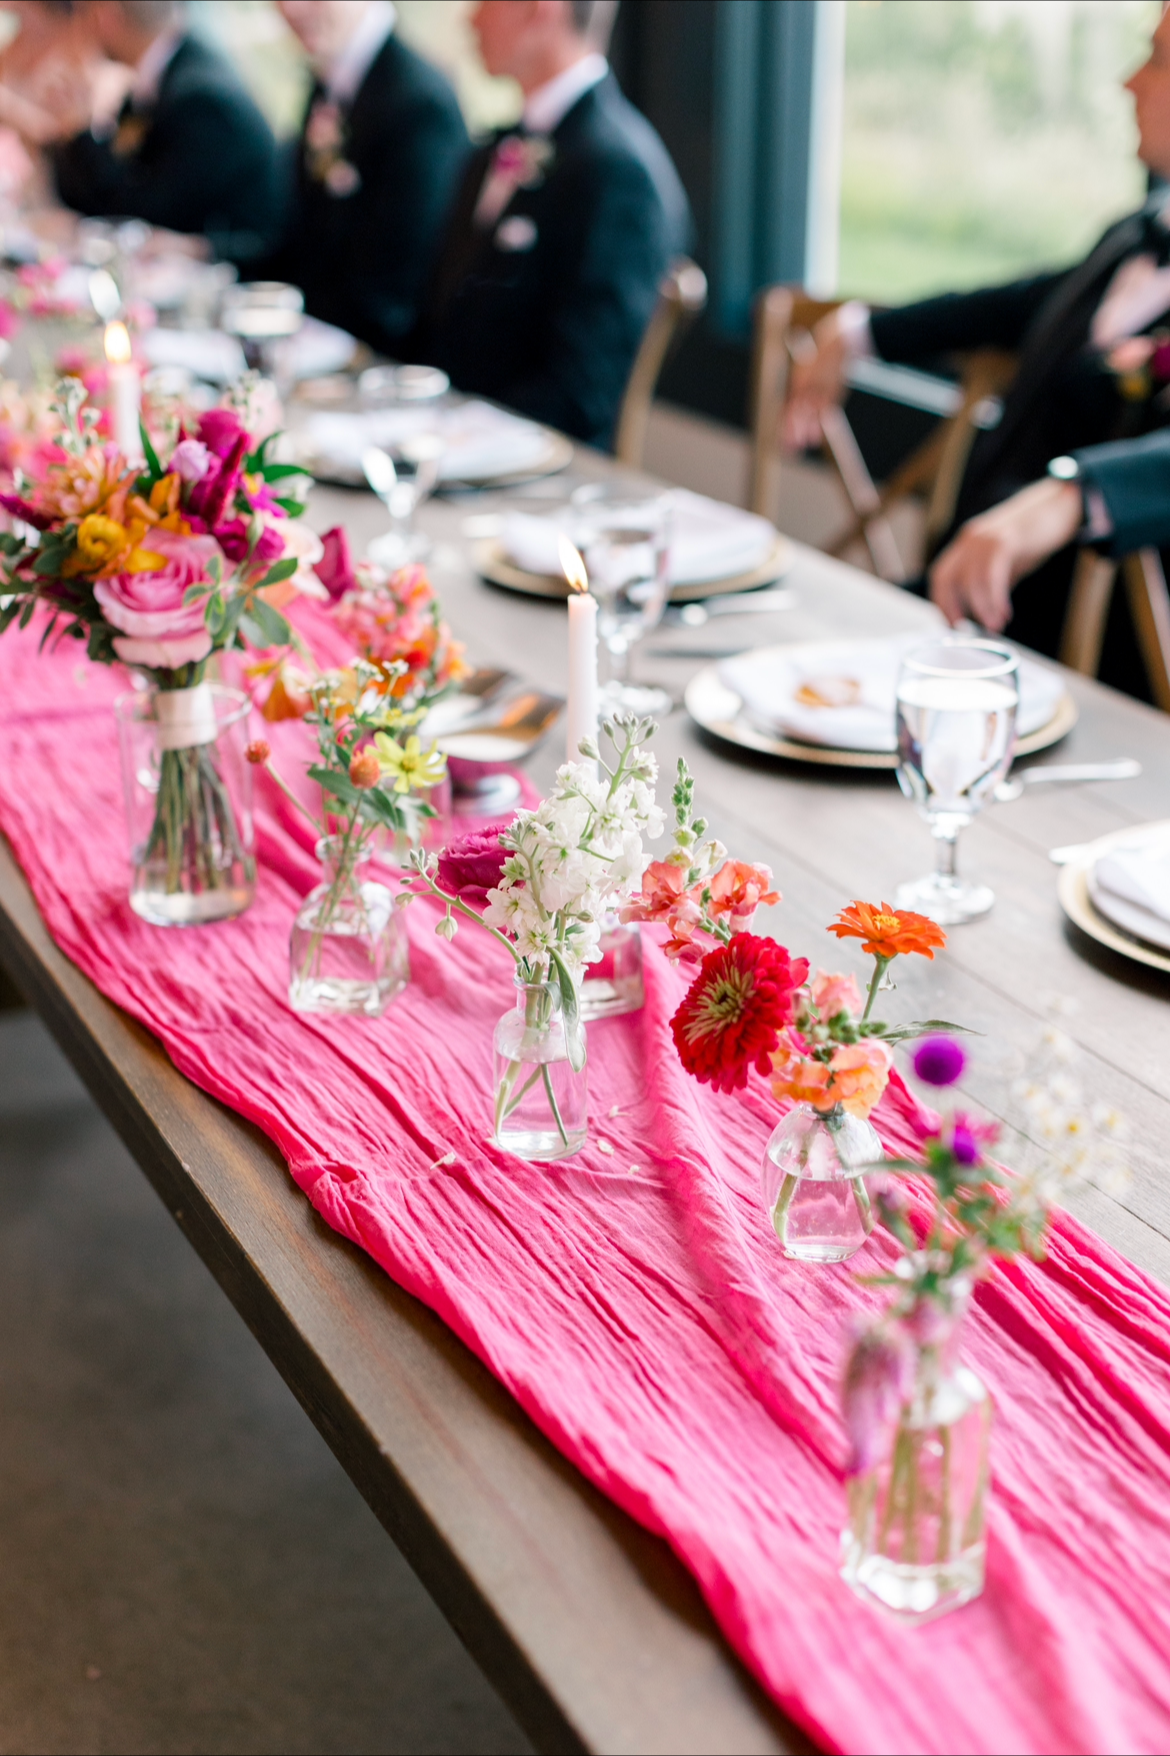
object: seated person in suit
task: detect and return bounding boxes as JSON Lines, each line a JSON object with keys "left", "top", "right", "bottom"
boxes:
{"left": 930, "top": 431, "right": 1170, "bottom": 631}
{"left": 413, "top": 0, "right": 691, "bottom": 449}
{"left": 49, "top": 0, "right": 280, "bottom": 267}
{"left": 783, "top": 9, "right": 1170, "bottom": 699}
{"left": 266, "top": 1, "right": 469, "bottom": 357}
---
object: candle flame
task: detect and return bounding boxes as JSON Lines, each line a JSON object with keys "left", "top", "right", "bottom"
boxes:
{"left": 104, "top": 320, "right": 132, "bottom": 365}
{"left": 557, "top": 535, "right": 588, "bottom": 594}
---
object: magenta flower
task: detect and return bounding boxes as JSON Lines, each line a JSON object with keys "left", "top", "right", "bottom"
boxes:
{"left": 913, "top": 1034, "right": 966, "bottom": 1087}
{"left": 213, "top": 516, "right": 283, "bottom": 568}
{"left": 196, "top": 407, "right": 249, "bottom": 460}
{"left": 842, "top": 1322, "right": 915, "bottom": 1476}
{"left": 437, "top": 830, "right": 507, "bottom": 911}
{"left": 314, "top": 525, "right": 357, "bottom": 601}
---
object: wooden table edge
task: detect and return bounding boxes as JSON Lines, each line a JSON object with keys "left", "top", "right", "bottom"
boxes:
{"left": 0, "top": 833, "right": 809, "bottom": 1756}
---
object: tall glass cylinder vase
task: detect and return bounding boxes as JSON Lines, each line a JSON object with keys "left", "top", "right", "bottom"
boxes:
{"left": 289, "top": 835, "right": 409, "bottom": 1016}
{"left": 116, "top": 682, "right": 255, "bottom": 926}
{"left": 762, "top": 1102, "right": 880, "bottom": 1262}
{"left": 493, "top": 973, "right": 587, "bottom": 1160}
{"left": 841, "top": 1288, "right": 992, "bottom": 1621}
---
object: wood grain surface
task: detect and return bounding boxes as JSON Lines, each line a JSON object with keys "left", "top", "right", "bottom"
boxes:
{"left": 3, "top": 447, "right": 1169, "bottom": 1755}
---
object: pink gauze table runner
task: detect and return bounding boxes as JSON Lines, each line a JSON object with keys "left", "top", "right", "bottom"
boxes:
{"left": 2, "top": 609, "right": 1170, "bottom": 1756}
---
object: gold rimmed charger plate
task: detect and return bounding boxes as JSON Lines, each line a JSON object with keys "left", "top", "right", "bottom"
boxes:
{"left": 684, "top": 664, "right": 1079, "bottom": 771}
{"left": 473, "top": 531, "right": 795, "bottom": 605}
{"left": 1058, "top": 820, "right": 1170, "bottom": 975}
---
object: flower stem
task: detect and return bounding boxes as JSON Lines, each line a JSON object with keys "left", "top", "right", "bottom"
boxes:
{"left": 861, "top": 956, "right": 890, "bottom": 1025}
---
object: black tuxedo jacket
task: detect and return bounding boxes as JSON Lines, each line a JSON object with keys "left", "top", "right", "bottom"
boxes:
{"left": 871, "top": 199, "right": 1170, "bottom": 696}
{"left": 51, "top": 34, "right": 279, "bottom": 266}
{"left": 266, "top": 33, "right": 468, "bottom": 354}
{"left": 412, "top": 73, "right": 691, "bottom": 449}
{"left": 1075, "top": 429, "right": 1170, "bottom": 556}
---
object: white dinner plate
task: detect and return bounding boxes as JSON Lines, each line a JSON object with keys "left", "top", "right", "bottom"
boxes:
{"left": 1059, "top": 822, "right": 1170, "bottom": 973}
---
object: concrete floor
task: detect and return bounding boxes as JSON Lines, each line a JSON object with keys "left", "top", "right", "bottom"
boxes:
{"left": 0, "top": 1007, "right": 532, "bottom": 1756}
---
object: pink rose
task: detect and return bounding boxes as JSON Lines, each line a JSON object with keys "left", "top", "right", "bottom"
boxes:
{"left": 810, "top": 969, "right": 862, "bottom": 1022}
{"left": 94, "top": 529, "right": 219, "bottom": 669}
{"left": 437, "top": 830, "right": 507, "bottom": 910}
{"left": 314, "top": 525, "right": 357, "bottom": 601}
{"left": 171, "top": 438, "right": 211, "bottom": 482}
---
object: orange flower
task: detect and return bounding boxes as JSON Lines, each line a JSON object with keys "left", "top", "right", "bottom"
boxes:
{"left": 770, "top": 1036, "right": 833, "bottom": 1109}
{"left": 828, "top": 900, "right": 946, "bottom": 961}
{"left": 824, "top": 1040, "right": 892, "bottom": 1119}
{"left": 349, "top": 747, "right": 380, "bottom": 789}
{"left": 707, "top": 859, "right": 781, "bottom": 927}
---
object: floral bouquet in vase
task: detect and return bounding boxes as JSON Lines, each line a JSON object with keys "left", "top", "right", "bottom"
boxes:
{"left": 409, "top": 715, "right": 664, "bottom": 1160}
{"left": 248, "top": 659, "right": 447, "bottom": 1016}
{"left": 628, "top": 762, "right": 964, "bottom": 1262}
{"left": 0, "top": 380, "right": 315, "bottom": 925}
{"left": 840, "top": 1026, "right": 1128, "bottom": 1622}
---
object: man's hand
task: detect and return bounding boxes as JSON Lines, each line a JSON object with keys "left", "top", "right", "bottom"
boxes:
{"left": 928, "top": 477, "right": 1084, "bottom": 631}
{"left": 781, "top": 307, "right": 854, "bottom": 451}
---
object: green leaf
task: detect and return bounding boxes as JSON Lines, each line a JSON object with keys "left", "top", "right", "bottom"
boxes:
{"left": 138, "top": 418, "right": 162, "bottom": 480}
{"left": 182, "top": 583, "right": 212, "bottom": 605}
{"left": 247, "top": 596, "right": 291, "bottom": 646}
{"left": 273, "top": 497, "right": 306, "bottom": 517}
{"left": 307, "top": 764, "right": 362, "bottom": 805}
{"left": 864, "top": 1018, "right": 979, "bottom": 1044}
{"left": 549, "top": 946, "right": 586, "bottom": 1072}
{"left": 206, "top": 594, "right": 227, "bottom": 637}
{"left": 359, "top": 791, "right": 407, "bottom": 831}
{"left": 260, "top": 462, "right": 310, "bottom": 482}
{"left": 254, "top": 556, "right": 298, "bottom": 590}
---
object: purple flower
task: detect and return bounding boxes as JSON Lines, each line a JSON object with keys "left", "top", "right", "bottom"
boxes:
{"left": 841, "top": 1322, "right": 915, "bottom": 1477}
{"left": 437, "top": 830, "right": 507, "bottom": 911}
{"left": 171, "top": 438, "right": 211, "bottom": 482}
{"left": 952, "top": 1121, "right": 980, "bottom": 1165}
{"left": 913, "top": 1034, "right": 966, "bottom": 1087}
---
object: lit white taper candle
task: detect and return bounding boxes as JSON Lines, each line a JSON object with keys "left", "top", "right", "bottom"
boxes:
{"left": 104, "top": 320, "right": 142, "bottom": 461}
{"left": 560, "top": 535, "right": 598, "bottom": 772}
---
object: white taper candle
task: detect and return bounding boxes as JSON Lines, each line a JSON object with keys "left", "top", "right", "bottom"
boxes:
{"left": 560, "top": 537, "right": 598, "bottom": 772}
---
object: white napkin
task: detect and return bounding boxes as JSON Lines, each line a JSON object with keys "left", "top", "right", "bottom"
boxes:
{"left": 270, "top": 316, "right": 356, "bottom": 382}
{"left": 1090, "top": 832, "right": 1170, "bottom": 947}
{"left": 720, "top": 636, "right": 1066, "bottom": 752}
{"left": 501, "top": 489, "right": 777, "bottom": 587}
{"left": 142, "top": 326, "right": 246, "bottom": 383}
{"left": 299, "top": 400, "right": 553, "bottom": 483}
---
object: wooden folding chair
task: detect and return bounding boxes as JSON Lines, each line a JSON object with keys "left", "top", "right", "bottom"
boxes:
{"left": 613, "top": 257, "right": 708, "bottom": 469}
{"left": 1060, "top": 545, "right": 1170, "bottom": 711}
{"left": 747, "top": 283, "right": 1017, "bottom": 583}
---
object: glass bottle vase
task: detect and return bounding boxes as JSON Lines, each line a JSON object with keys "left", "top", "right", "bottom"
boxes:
{"left": 580, "top": 914, "right": 644, "bottom": 1021}
{"left": 841, "top": 1290, "right": 992, "bottom": 1622}
{"left": 762, "top": 1102, "right": 880, "bottom": 1262}
{"left": 115, "top": 681, "right": 255, "bottom": 927}
{"left": 493, "top": 973, "right": 587, "bottom": 1160}
{"left": 289, "top": 836, "right": 409, "bottom": 1016}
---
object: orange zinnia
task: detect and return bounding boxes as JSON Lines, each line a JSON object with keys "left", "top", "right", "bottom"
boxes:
{"left": 828, "top": 900, "right": 946, "bottom": 961}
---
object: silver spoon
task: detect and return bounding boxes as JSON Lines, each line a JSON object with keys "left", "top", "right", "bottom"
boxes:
{"left": 994, "top": 758, "right": 1141, "bottom": 804}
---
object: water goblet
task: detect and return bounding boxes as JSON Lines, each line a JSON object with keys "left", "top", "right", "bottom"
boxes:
{"left": 894, "top": 636, "right": 1019, "bottom": 925}
{"left": 571, "top": 487, "right": 672, "bottom": 715}
{"left": 219, "top": 280, "right": 304, "bottom": 387}
{"left": 363, "top": 437, "right": 444, "bottom": 569}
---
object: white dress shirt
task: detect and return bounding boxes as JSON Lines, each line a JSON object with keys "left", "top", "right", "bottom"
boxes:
{"left": 522, "top": 52, "right": 608, "bottom": 135}
{"left": 324, "top": 0, "right": 397, "bottom": 107}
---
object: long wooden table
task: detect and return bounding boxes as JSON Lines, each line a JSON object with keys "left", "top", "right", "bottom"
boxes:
{"left": 3, "top": 450, "right": 1170, "bottom": 1755}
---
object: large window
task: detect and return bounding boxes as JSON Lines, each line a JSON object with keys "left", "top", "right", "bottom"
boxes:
{"left": 838, "top": 0, "right": 1158, "bottom": 304}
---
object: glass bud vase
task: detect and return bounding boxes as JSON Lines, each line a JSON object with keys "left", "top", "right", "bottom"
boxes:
{"left": 115, "top": 682, "right": 255, "bottom": 927}
{"left": 289, "top": 836, "right": 409, "bottom": 1016}
{"left": 841, "top": 1287, "right": 992, "bottom": 1622}
{"left": 580, "top": 913, "right": 644, "bottom": 1021}
{"left": 493, "top": 973, "right": 587, "bottom": 1160}
{"left": 762, "top": 1102, "right": 880, "bottom": 1262}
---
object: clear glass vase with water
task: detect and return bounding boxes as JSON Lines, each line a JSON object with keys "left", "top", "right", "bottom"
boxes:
{"left": 493, "top": 973, "right": 588, "bottom": 1160}
{"left": 841, "top": 1284, "right": 992, "bottom": 1621}
{"left": 894, "top": 637, "right": 1019, "bottom": 925}
{"left": 762, "top": 1102, "right": 881, "bottom": 1262}
{"left": 289, "top": 835, "right": 409, "bottom": 1016}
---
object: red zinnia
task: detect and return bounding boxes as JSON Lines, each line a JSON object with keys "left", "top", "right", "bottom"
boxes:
{"left": 670, "top": 933, "right": 810, "bottom": 1094}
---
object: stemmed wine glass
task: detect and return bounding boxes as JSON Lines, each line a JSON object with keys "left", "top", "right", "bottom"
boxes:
{"left": 894, "top": 636, "right": 1019, "bottom": 924}
{"left": 363, "top": 438, "right": 444, "bottom": 568}
{"left": 571, "top": 486, "right": 673, "bottom": 715}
